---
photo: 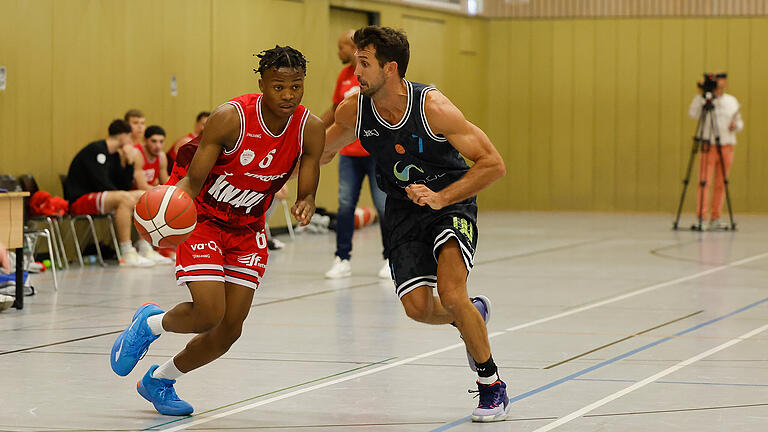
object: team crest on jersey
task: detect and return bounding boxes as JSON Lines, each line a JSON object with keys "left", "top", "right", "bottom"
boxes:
{"left": 240, "top": 149, "right": 255, "bottom": 166}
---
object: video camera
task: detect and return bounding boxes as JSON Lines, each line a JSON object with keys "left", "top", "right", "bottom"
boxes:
{"left": 697, "top": 72, "right": 727, "bottom": 94}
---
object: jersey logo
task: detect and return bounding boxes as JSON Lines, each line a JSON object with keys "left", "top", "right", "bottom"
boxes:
{"left": 244, "top": 172, "right": 288, "bottom": 181}
{"left": 246, "top": 133, "right": 262, "bottom": 139}
{"left": 237, "top": 252, "right": 265, "bottom": 268}
{"left": 240, "top": 149, "right": 255, "bottom": 166}
{"left": 411, "top": 134, "right": 424, "bottom": 153}
{"left": 362, "top": 129, "right": 379, "bottom": 137}
{"left": 453, "top": 217, "right": 474, "bottom": 242}
{"left": 393, "top": 161, "right": 424, "bottom": 182}
{"left": 207, "top": 173, "right": 267, "bottom": 214}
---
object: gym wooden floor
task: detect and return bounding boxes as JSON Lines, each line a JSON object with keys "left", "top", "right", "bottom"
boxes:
{"left": 2, "top": 212, "right": 767, "bottom": 431}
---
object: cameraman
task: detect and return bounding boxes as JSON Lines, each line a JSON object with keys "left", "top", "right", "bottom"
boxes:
{"left": 688, "top": 73, "right": 743, "bottom": 230}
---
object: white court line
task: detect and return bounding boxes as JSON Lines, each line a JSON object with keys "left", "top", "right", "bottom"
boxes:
{"left": 532, "top": 322, "right": 768, "bottom": 432}
{"left": 158, "top": 251, "right": 768, "bottom": 431}
{"left": 503, "top": 251, "right": 768, "bottom": 333}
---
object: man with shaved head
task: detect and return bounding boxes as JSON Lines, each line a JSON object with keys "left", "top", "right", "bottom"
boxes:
{"left": 321, "top": 29, "right": 389, "bottom": 280}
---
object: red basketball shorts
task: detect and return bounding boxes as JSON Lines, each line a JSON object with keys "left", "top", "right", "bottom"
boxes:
{"left": 175, "top": 218, "right": 268, "bottom": 290}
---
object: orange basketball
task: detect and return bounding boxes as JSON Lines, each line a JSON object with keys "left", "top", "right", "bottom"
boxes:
{"left": 134, "top": 185, "right": 197, "bottom": 248}
{"left": 354, "top": 207, "right": 375, "bottom": 229}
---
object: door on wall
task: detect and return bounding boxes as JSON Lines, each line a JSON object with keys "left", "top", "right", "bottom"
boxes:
{"left": 314, "top": 7, "right": 374, "bottom": 212}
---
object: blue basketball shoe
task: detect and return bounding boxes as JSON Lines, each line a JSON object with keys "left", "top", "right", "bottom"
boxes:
{"left": 470, "top": 378, "right": 510, "bottom": 422}
{"left": 137, "top": 365, "right": 194, "bottom": 416}
{"left": 110, "top": 302, "right": 163, "bottom": 376}
{"left": 466, "top": 296, "right": 491, "bottom": 371}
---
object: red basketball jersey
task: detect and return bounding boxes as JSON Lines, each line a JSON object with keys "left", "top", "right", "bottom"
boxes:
{"left": 135, "top": 143, "right": 161, "bottom": 185}
{"left": 170, "top": 94, "right": 309, "bottom": 228}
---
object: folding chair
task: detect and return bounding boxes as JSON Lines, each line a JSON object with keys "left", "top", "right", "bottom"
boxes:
{"left": 264, "top": 199, "right": 295, "bottom": 241}
{"left": 18, "top": 174, "right": 68, "bottom": 270}
{"left": 58, "top": 174, "right": 122, "bottom": 266}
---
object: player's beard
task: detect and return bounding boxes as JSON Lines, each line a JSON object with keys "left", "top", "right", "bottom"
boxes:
{"left": 360, "top": 74, "right": 385, "bottom": 97}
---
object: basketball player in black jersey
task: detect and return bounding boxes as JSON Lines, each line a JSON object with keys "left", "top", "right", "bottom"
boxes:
{"left": 322, "top": 26, "right": 509, "bottom": 422}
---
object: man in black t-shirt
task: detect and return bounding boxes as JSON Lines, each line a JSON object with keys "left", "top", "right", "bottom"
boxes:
{"left": 64, "top": 119, "right": 154, "bottom": 267}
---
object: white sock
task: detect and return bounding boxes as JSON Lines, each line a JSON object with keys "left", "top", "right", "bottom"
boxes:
{"left": 119, "top": 241, "right": 133, "bottom": 254}
{"left": 153, "top": 359, "right": 184, "bottom": 381}
{"left": 135, "top": 239, "right": 152, "bottom": 254}
{"left": 147, "top": 313, "right": 166, "bottom": 336}
{"left": 478, "top": 374, "right": 498, "bottom": 385}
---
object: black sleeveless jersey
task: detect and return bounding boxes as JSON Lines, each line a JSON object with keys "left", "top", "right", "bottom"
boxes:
{"left": 355, "top": 80, "right": 472, "bottom": 204}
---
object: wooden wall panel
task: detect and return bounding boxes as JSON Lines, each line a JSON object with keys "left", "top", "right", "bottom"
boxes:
{"left": 571, "top": 20, "right": 595, "bottom": 209}
{"left": 480, "top": 20, "right": 509, "bottom": 211}
{"left": 636, "top": 19, "right": 662, "bottom": 210}
{"left": 614, "top": 20, "right": 639, "bottom": 210}
{"left": 0, "top": 0, "right": 53, "bottom": 190}
{"left": 506, "top": 21, "right": 531, "bottom": 209}
{"left": 550, "top": 21, "right": 574, "bottom": 209}
{"left": 591, "top": 20, "right": 618, "bottom": 210}
{"left": 528, "top": 21, "right": 554, "bottom": 210}
{"left": 658, "top": 19, "right": 685, "bottom": 213}
{"left": 747, "top": 18, "right": 768, "bottom": 211}
{"left": 725, "top": 18, "right": 751, "bottom": 210}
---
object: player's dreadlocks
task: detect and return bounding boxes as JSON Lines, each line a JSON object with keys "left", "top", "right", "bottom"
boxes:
{"left": 253, "top": 45, "right": 307, "bottom": 75}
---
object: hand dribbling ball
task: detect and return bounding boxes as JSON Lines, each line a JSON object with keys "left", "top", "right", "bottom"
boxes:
{"left": 134, "top": 185, "right": 197, "bottom": 248}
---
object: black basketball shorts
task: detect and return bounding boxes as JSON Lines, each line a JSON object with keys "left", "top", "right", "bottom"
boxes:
{"left": 384, "top": 201, "right": 478, "bottom": 299}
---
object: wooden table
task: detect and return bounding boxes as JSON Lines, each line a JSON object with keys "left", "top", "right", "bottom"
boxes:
{"left": 0, "top": 192, "right": 30, "bottom": 309}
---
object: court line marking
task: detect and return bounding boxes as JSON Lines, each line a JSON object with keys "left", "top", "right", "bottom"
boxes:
{"left": 430, "top": 295, "right": 768, "bottom": 432}
{"left": 145, "top": 356, "right": 397, "bottom": 430}
{"left": 502, "top": 251, "right": 768, "bottom": 334}
{"left": 573, "top": 377, "right": 768, "bottom": 388}
{"left": 581, "top": 402, "right": 768, "bottom": 418}
{"left": 156, "top": 251, "right": 768, "bottom": 431}
{"left": 532, "top": 321, "right": 768, "bottom": 431}
{"left": 543, "top": 310, "right": 703, "bottom": 369}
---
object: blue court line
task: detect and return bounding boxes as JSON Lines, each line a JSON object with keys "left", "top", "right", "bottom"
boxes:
{"left": 573, "top": 378, "right": 768, "bottom": 388}
{"left": 429, "top": 296, "right": 768, "bottom": 432}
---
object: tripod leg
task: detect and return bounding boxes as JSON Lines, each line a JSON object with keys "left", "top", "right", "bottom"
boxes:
{"left": 673, "top": 139, "right": 699, "bottom": 230}
{"left": 674, "top": 108, "right": 707, "bottom": 230}
{"left": 696, "top": 144, "right": 710, "bottom": 231}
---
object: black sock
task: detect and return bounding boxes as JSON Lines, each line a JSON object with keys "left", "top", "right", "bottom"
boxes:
{"left": 475, "top": 355, "right": 498, "bottom": 378}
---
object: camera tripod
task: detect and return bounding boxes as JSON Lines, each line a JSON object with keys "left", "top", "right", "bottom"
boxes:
{"left": 673, "top": 95, "right": 736, "bottom": 231}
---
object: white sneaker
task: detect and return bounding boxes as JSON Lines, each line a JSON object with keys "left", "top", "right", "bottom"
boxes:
{"left": 139, "top": 248, "right": 174, "bottom": 265}
{"left": 325, "top": 257, "right": 351, "bottom": 279}
{"left": 708, "top": 219, "right": 728, "bottom": 231}
{"left": 378, "top": 260, "right": 391, "bottom": 279}
{"left": 0, "top": 294, "right": 14, "bottom": 312}
{"left": 120, "top": 246, "right": 155, "bottom": 267}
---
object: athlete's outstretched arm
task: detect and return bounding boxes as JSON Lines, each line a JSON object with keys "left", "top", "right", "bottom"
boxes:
{"left": 293, "top": 114, "right": 324, "bottom": 225}
{"left": 321, "top": 95, "right": 358, "bottom": 165}
{"left": 405, "top": 91, "right": 506, "bottom": 210}
{"left": 174, "top": 104, "right": 239, "bottom": 199}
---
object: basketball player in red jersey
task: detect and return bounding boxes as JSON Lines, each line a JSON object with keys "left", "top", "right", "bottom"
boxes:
{"left": 125, "top": 109, "right": 146, "bottom": 147}
{"left": 134, "top": 125, "right": 170, "bottom": 188}
{"left": 110, "top": 46, "right": 324, "bottom": 416}
{"left": 167, "top": 111, "right": 209, "bottom": 173}
{"left": 133, "top": 125, "right": 174, "bottom": 264}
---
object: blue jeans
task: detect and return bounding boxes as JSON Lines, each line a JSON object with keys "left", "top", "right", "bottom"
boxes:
{"left": 336, "top": 155, "right": 387, "bottom": 260}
